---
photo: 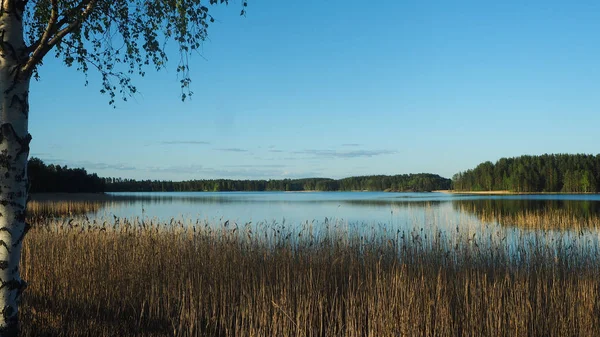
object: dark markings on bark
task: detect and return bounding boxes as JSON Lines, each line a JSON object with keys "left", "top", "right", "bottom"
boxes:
{"left": 9, "top": 92, "right": 28, "bottom": 118}
{"left": 2, "top": 65, "right": 22, "bottom": 96}
{"left": 1, "top": 306, "right": 14, "bottom": 325}
{"left": 0, "top": 200, "right": 22, "bottom": 210}
{"left": 13, "top": 209, "right": 24, "bottom": 223}
{"left": 0, "top": 261, "right": 7, "bottom": 270}
{"left": 0, "top": 305, "right": 17, "bottom": 337}
{"left": 0, "top": 124, "right": 31, "bottom": 158}
{"left": 0, "top": 153, "right": 10, "bottom": 171}
{"left": 0, "top": 241, "right": 9, "bottom": 253}
{"left": 0, "top": 279, "right": 24, "bottom": 292}
{"left": 3, "top": 172, "right": 8, "bottom": 179}
{"left": 0, "top": 228, "right": 9, "bottom": 234}
{"left": 12, "top": 222, "right": 28, "bottom": 247}
{"left": 0, "top": 31, "right": 18, "bottom": 61}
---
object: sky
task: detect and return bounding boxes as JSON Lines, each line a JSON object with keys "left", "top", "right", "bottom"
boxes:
{"left": 29, "top": 0, "right": 600, "bottom": 181}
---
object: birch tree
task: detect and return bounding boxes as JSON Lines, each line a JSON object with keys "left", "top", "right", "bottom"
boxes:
{"left": 0, "top": 0, "right": 246, "bottom": 334}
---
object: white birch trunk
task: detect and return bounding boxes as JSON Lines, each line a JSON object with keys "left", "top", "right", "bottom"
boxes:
{"left": 0, "top": 0, "right": 31, "bottom": 335}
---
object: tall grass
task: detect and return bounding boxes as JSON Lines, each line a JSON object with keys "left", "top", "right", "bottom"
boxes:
{"left": 27, "top": 200, "right": 104, "bottom": 218}
{"left": 18, "top": 214, "right": 600, "bottom": 336}
{"left": 457, "top": 202, "right": 600, "bottom": 229}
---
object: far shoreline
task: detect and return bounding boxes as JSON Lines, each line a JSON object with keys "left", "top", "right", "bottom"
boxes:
{"left": 28, "top": 190, "right": 600, "bottom": 201}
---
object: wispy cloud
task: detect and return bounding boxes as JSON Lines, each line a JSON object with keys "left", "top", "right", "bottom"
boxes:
{"left": 161, "top": 141, "right": 211, "bottom": 145}
{"left": 341, "top": 143, "right": 362, "bottom": 147}
{"left": 268, "top": 149, "right": 284, "bottom": 153}
{"left": 215, "top": 148, "right": 249, "bottom": 153}
{"left": 293, "top": 149, "right": 396, "bottom": 158}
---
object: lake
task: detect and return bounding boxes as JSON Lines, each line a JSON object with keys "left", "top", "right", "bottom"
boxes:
{"left": 58, "top": 191, "right": 598, "bottom": 231}
{"left": 32, "top": 191, "right": 600, "bottom": 254}
{"left": 93, "top": 192, "right": 600, "bottom": 224}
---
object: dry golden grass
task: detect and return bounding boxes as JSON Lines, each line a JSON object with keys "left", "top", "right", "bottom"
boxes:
{"left": 457, "top": 203, "right": 600, "bottom": 230}
{"left": 27, "top": 200, "right": 104, "bottom": 218}
{"left": 16, "top": 214, "right": 600, "bottom": 337}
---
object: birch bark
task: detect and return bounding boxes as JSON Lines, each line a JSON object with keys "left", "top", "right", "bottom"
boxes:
{"left": 0, "top": 0, "right": 31, "bottom": 334}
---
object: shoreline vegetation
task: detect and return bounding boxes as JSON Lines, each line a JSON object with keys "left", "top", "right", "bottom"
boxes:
{"left": 19, "top": 214, "right": 600, "bottom": 336}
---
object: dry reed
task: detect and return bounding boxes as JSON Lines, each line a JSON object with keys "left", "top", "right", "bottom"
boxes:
{"left": 27, "top": 200, "right": 104, "bottom": 218}
{"left": 17, "top": 214, "right": 600, "bottom": 336}
{"left": 458, "top": 203, "right": 600, "bottom": 229}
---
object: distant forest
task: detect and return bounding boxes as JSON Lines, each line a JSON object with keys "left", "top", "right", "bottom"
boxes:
{"left": 104, "top": 174, "right": 451, "bottom": 192}
{"left": 28, "top": 157, "right": 106, "bottom": 193}
{"left": 28, "top": 154, "right": 600, "bottom": 194}
{"left": 25, "top": 157, "right": 451, "bottom": 193}
{"left": 453, "top": 154, "right": 600, "bottom": 193}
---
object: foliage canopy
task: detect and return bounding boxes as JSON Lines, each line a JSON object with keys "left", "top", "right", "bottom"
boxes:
{"left": 22, "top": 0, "right": 247, "bottom": 104}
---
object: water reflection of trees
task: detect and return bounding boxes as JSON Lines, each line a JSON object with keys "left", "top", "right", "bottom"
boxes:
{"left": 28, "top": 194, "right": 449, "bottom": 218}
{"left": 452, "top": 199, "right": 600, "bottom": 229}
{"left": 32, "top": 193, "right": 600, "bottom": 230}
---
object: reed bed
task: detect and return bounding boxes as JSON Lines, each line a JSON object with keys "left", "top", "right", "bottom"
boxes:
{"left": 17, "top": 215, "right": 600, "bottom": 336}
{"left": 27, "top": 200, "right": 105, "bottom": 218}
{"left": 457, "top": 204, "right": 600, "bottom": 230}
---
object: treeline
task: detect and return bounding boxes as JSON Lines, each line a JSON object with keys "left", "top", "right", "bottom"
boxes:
{"left": 105, "top": 173, "right": 451, "bottom": 192}
{"left": 453, "top": 154, "right": 600, "bottom": 193}
{"left": 28, "top": 157, "right": 106, "bottom": 193}
{"left": 24, "top": 157, "right": 450, "bottom": 193}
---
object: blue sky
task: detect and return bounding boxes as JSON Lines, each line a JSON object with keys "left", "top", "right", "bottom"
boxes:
{"left": 29, "top": 0, "right": 600, "bottom": 181}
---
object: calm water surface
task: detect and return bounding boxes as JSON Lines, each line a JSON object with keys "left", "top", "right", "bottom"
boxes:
{"left": 41, "top": 191, "right": 600, "bottom": 252}
{"left": 95, "top": 191, "right": 600, "bottom": 229}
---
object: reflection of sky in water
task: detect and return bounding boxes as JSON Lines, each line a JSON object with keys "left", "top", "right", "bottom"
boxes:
{"left": 100, "top": 192, "right": 600, "bottom": 225}
{"left": 46, "top": 191, "right": 600, "bottom": 256}
{"left": 101, "top": 192, "right": 465, "bottom": 227}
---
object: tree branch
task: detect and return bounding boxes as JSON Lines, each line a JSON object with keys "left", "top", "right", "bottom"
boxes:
{"left": 21, "top": 0, "right": 58, "bottom": 75}
{"left": 21, "top": 0, "right": 97, "bottom": 76}
{"left": 24, "top": 0, "right": 92, "bottom": 53}
{"left": 47, "top": 0, "right": 98, "bottom": 47}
